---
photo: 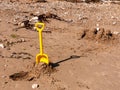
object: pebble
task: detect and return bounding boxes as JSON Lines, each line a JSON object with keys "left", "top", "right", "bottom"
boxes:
{"left": 35, "top": 11, "right": 40, "bottom": 15}
{"left": 96, "top": 24, "right": 100, "bottom": 31}
{"left": 20, "top": 22, "right": 24, "bottom": 27}
{"left": 96, "top": 27, "right": 100, "bottom": 31}
{"left": 112, "top": 31, "right": 119, "bottom": 35}
{"left": 0, "top": 44, "right": 4, "bottom": 48}
{"left": 21, "top": 38, "right": 25, "bottom": 42}
{"left": 32, "top": 84, "right": 39, "bottom": 89}
{"left": 29, "top": 17, "right": 38, "bottom": 23}
{"left": 111, "top": 16, "right": 114, "bottom": 19}
{"left": 112, "top": 21, "right": 117, "bottom": 25}
{"left": 1, "top": 75, "right": 7, "bottom": 78}
{"left": 96, "top": 24, "right": 99, "bottom": 27}
{"left": 4, "top": 64, "right": 8, "bottom": 67}
{"left": 64, "top": 12, "right": 68, "bottom": 15}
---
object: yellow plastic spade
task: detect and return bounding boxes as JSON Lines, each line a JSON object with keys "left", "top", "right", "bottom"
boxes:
{"left": 35, "top": 22, "right": 49, "bottom": 64}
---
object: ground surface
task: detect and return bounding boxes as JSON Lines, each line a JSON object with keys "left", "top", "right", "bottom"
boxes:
{"left": 0, "top": 0, "right": 120, "bottom": 90}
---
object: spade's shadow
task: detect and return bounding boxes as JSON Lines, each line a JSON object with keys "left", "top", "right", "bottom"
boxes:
{"left": 50, "top": 55, "right": 81, "bottom": 68}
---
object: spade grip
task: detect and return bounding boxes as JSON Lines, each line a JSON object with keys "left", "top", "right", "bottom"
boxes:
{"left": 35, "top": 22, "right": 45, "bottom": 32}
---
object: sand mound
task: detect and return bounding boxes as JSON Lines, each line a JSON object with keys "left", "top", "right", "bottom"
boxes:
{"left": 78, "top": 28, "right": 119, "bottom": 44}
{"left": 9, "top": 62, "right": 56, "bottom": 81}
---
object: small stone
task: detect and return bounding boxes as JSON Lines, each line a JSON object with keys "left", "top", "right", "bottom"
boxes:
{"left": 1, "top": 75, "right": 7, "bottom": 78}
{"left": 0, "top": 44, "right": 4, "bottom": 48}
{"left": 35, "top": 11, "right": 40, "bottom": 14}
{"left": 96, "top": 24, "right": 99, "bottom": 26}
{"left": 21, "top": 38, "right": 25, "bottom": 42}
{"left": 112, "top": 22, "right": 117, "bottom": 25}
{"left": 29, "top": 17, "right": 38, "bottom": 23}
{"left": 33, "top": 27, "right": 36, "bottom": 30}
{"left": 32, "top": 84, "right": 39, "bottom": 89}
{"left": 111, "top": 16, "right": 114, "bottom": 19}
{"left": 4, "top": 64, "right": 8, "bottom": 67}
{"left": 64, "top": 12, "right": 68, "bottom": 15}
{"left": 35, "top": 11, "right": 40, "bottom": 15}
{"left": 20, "top": 22, "right": 24, "bottom": 27}
{"left": 96, "top": 27, "right": 100, "bottom": 31}
{"left": 112, "top": 31, "right": 119, "bottom": 35}
{"left": 96, "top": 24, "right": 100, "bottom": 31}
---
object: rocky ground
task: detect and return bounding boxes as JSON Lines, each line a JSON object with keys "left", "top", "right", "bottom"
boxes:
{"left": 0, "top": 0, "right": 120, "bottom": 90}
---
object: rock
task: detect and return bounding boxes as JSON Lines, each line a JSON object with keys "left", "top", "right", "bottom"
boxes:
{"left": 4, "top": 64, "right": 8, "bottom": 67}
{"left": 29, "top": 17, "right": 39, "bottom": 23}
{"left": 32, "top": 84, "right": 39, "bottom": 89}
{"left": 96, "top": 24, "right": 99, "bottom": 27}
{"left": 112, "top": 21, "right": 117, "bottom": 25}
{"left": 112, "top": 31, "right": 119, "bottom": 35}
{"left": 35, "top": 11, "right": 40, "bottom": 15}
{"left": 0, "top": 44, "right": 4, "bottom": 48}
{"left": 21, "top": 38, "right": 26, "bottom": 42}
{"left": 96, "top": 24, "right": 100, "bottom": 31}
{"left": 111, "top": 16, "right": 115, "bottom": 19}
{"left": 1, "top": 75, "right": 7, "bottom": 78}
{"left": 96, "top": 27, "right": 100, "bottom": 31}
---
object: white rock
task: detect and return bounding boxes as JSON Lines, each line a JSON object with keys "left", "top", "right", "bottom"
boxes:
{"left": 0, "top": 44, "right": 4, "bottom": 48}
{"left": 32, "top": 84, "right": 39, "bottom": 89}
{"left": 96, "top": 24, "right": 99, "bottom": 27}
{"left": 20, "top": 22, "right": 24, "bottom": 27}
{"left": 33, "top": 27, "right": 36, "bottom": 30}
{"left": 96, "top": 24, "right": 100, "bottom": 31}
{"left": 112, "top": 22, "right": 117, "bottom": 25}
{"left": 30, "top": 17, "right": 38, "bottom": 22}
{"left": 4, "top": 64, "right": 8, "bottom": 67}
{"left": 96, "top": 27, "right": 100, "bottom": 31}
{"left": 35, "top": 11, "right": 40, "bottom": 14}
{"left": 64, "top": 12, "right": 68, "bottom": 15}
{"left": 111, "top": 16, "right": 114, "bottom": 19}
{"left": 1, "top": 75, "right": 7, "bottom": 78}
{"left": 113, "top": 31, "right": 119, "bottom": 35}
{"left": 21, "top": 38, "right": 25, "bottom": 42}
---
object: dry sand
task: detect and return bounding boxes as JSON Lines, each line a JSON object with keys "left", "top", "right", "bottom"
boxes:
{"left": 0, "top": 0, "right": 120, "bottom": 90}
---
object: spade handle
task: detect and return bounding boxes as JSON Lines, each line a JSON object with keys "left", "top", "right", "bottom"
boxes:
{"left": 35, "top": 22, "right": 45, "bottom": 54}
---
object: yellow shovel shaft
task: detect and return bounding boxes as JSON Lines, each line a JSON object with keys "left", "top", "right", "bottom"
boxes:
{"left": 39, "top": 31, "right": 43, "bottom": 54}
{"left": 35, "top": 22, "right": 45, "bottom": 54}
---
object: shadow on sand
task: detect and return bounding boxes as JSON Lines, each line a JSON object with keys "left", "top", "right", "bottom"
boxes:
{"left": 50, "top": 55, "right": 81, "bottom": 68}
